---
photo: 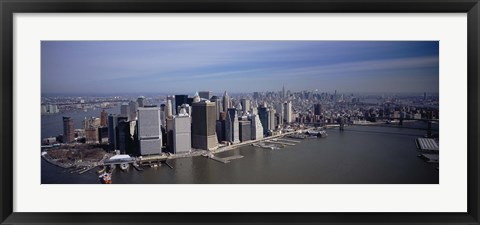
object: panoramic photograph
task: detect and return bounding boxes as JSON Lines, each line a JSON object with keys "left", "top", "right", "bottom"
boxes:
{"left": 40, "top": 41, "right": 439, "bottom": 184}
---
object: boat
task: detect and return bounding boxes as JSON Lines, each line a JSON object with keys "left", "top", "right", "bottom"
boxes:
{"left": 98, "top": 172, "right": 112, "bottom": 184}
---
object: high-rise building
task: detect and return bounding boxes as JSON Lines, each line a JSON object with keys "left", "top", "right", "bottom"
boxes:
{"left": 175, "top": 95, "right": 188, "bottom": 115}
{"left": 238, "top": 120, "right": 251, "bottom": 142}
{"left": 128, "top": 100, "right": 138, "bottom": 121}
{"left": 241, "top": 99, "right": 251, "bottom": 115}
{"left": 165, "top": 116, "right": 174, "bottom": 153}
{"left": 249, "top": 114, "right": 264, "bottom": 140}
{"left": 107, "top": 114, "right": 118, "bottom": 150}
{"left": 172, "top": 108, "right": 191, "bottom": 154}
{"left": 62, "top": 116, "right": 74, "bottom": 143}
{"left": 199, "top": 91, "right": 212, "bottom": 100}
{"left": 314, "top": 103, "right": 323, "bottom": 116}
{"left": 137, "top": 96, "right": 146, "bottom": 107}
{"left": 226, "top": 108, "right": 240, "bottom": 144}
{"left": 166, "top": 98, "right": 173, "bottom": 118}
{"left": 284, "top": 101, "right": 292, "bottom": 123}
{"left": 100, "top": 110, "right": 107, "bottom": 127}
{"left": 258, "top": 106, "right": 269, "bottom": 135}
{"left": 222, "top": 91, "right": 231, "bottom": 112}
{"left": 210, "top": 96, "right": 223, "bottom": 120}
{"left": 137, "top": 107, "right": 162, "bottom": 155}
{"left": 191, "top": 100, "right": 218, "bottom": 150}
{"left": 275, "top": 103, "right": 284, "bottom": 127}
{"left": 269, "top": 108, "right": 276, "bottom": 131}
{"left": 118, "top": 120, "right": 133, "bottom": 154}
{"left": 97, "top": 127, "right": 109, "bottom": 144}
{"left": 120, "top": 103, "right": 129, "bottom": 117}
{"left": 83, "top": 117, "right": 100, "bottom": 144}
{"left": 160, "top": 103, "right": 166, "bottom": 128}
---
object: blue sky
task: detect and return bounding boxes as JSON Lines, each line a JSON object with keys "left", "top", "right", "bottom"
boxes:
{"left": 41, "top": 41, "right": 439, "bottom": 95}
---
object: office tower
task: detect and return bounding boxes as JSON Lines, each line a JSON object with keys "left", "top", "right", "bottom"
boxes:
{"left": 84, "top": 117, "right": 100, "bottom": 144}
{"left": 175, "top": 95, "right": 188, "bottom": 115}
{"left": 97, "top": 127, "right": 109, "bottom": 143}
{"left": 137, "top": 96, "right": 146, "bottom": 107}
{"left": 275, "top": 103, "right": 284, "bottom": 127}
{"left": 226, "top": 108, "right": 240, "bottom": 144}
{"left": 269, "top": 108, "right": 276, "bottom": 131}
{"left": 137, "top": 107, "right": 162, "bottom": 155}
{"left": 100, "top": 110, "right": 107, "bottom": 127}
{"left": 117, "top": 120, "right": 133, "bottom": 154}
{"left": 165, "top": 116, "right": 174, "bottom": 153}
{"left": 222, "top": 91, "right": 231, "bottom": 112}
{"left": 199, "top": 91, "right": 212, "bottom": 100}
{"left": 108, "top": 114, "right": 118, "bottom": 150}
{"left": 258, "top": 106, "right": 269, "bottom": 135}
{"left": 241, "top": 99, "right": 251, "bottom": 115}
{"left": 192, "top": 100, "right": 218, "bottom": 150}
{"left": 166, "top": 98, "right": 173, "bottom": 118}
{"left": 249, "top": 114, "right": 264, "bottom": 140}
{"left": 235, "top": 102, "right": 243, "bottom": 116}
{"left": 284, "top": 101, "right": 292, "bottom": 123}
{"left": 62, "top": 116, "right": 74, "bottom": 143}
{"left": 160, "top": 104, "right": 166, "bottom": 128}
{"left": 128, "top": 100, "right": 138, "bottom": 121}
{"left": 210, "top": 96, "right": 223, "bottom": 120}
{"left": 120, "top": 103, "right": 129, "bottom": 117}
{"left": 238, "top": 120, "right": 251, "bottom": 142}
{"left": 172, "top": 108, "right": 192, "bottom": 154}
{"left": 47, "top": 104, "right": 59, "bottom": 114}
{"left": 314, "top": 103, "right": 323, "bottom": 116}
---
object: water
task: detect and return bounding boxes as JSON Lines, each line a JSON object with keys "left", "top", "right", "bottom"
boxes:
{"left": 41, "top": 105, "right": 121, "bottom": 139}
{"left": 41, "top": 126, "right": 439, "bottom": 184}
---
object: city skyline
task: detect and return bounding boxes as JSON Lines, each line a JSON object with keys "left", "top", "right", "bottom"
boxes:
{"left": 41, "top": 41, "right": 439, "bottom": 95}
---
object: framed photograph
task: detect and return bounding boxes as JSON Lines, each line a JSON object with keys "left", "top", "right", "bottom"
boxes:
{"left": 1, "top": 0, "right": 479, "bottom": 224}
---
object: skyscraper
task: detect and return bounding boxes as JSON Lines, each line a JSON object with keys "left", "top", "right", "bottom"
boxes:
{"left": 120, "top": 103, "right": 129, "bottom": 117}
{"left": 284, "top": 101, "right": 292, "bottom": 123}
{"left": 199, "top": 91, "right": 212, "bottom": 100}
{"left": 62, "top": 116, "right": 74, "bottom": 143}
{"left": 137, "top": 107, "right": 162, "bottom": 155}
{"left": 172, "top": 108, "right": 192, "bottom": 154}
{"left": 107, "top": 114, "right": 118, "bottom": 150}
{"left": 249, "top": 114, "right": 264, "bottom": 140}
{"left": 210, "top": 96, "right": 223, "bottom": 121}
{"left": 175, "top": 95, "right": 188, "bottom": 115}
{"left": 222, "top": 91, "right": 231, "bottom": 112}
{"left": 137, "top": 96, "right": 146, "bottom": 107}
{"left": 314, "top": 103, "right": 323, "bottom": 116}
{"left": 240, "top": 99, "right": 251, "bottom": 115}
{"left": 258, "top": 106, "right": 269, "bottom": 135}
{"left": 128, "top": 100, "right": 138, "bottom": 121}
{"left": 191, "top": 100, "right": 218, "bottom": 150}
{"left": 100, "top": 110, "right": 107, "bottom": 127}
{"left": 226, "top": 108, "right": 240, "bottom": 144}
{"left": 238, "top": 120, "right": 251, "bottom": 142}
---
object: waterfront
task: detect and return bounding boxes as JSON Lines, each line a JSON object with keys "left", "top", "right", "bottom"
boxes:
{"left": 42, "top": 125, "right": 439, "bottom": 184}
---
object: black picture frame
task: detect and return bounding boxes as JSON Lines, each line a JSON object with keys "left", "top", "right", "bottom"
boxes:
{"left": 1, "top": 0, "right": 479, "bottom": 224}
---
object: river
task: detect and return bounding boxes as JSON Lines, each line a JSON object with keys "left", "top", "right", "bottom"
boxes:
{"left": 41, "top": 124, "right": 439, "bottom": 184}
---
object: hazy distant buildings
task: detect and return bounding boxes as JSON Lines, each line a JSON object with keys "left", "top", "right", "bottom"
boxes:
{"left": 172, "top": 108, "right": 192, "bottom": 154}
{"left": 192, "top": 100, "right": 218, "bottom": 150}
{"left": 137, "top": 107, "right": 162, "bottom": 155}
{"left": 62, "top": 116, "right": 74, "bottom": 143}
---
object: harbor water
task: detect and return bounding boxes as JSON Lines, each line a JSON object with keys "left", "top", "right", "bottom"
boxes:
{"left": 41, "top": 124, "right": 439, "bottom": 184}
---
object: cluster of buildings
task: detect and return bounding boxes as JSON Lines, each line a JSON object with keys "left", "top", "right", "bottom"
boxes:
{"left": 59, "top": 91, "right": 298, "bottom": 156}
{"left": 41, "top": 104, "right": 59, "bottom": 114}
{"left": 56, "top": 88, "right": 439, "bottom": 156}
